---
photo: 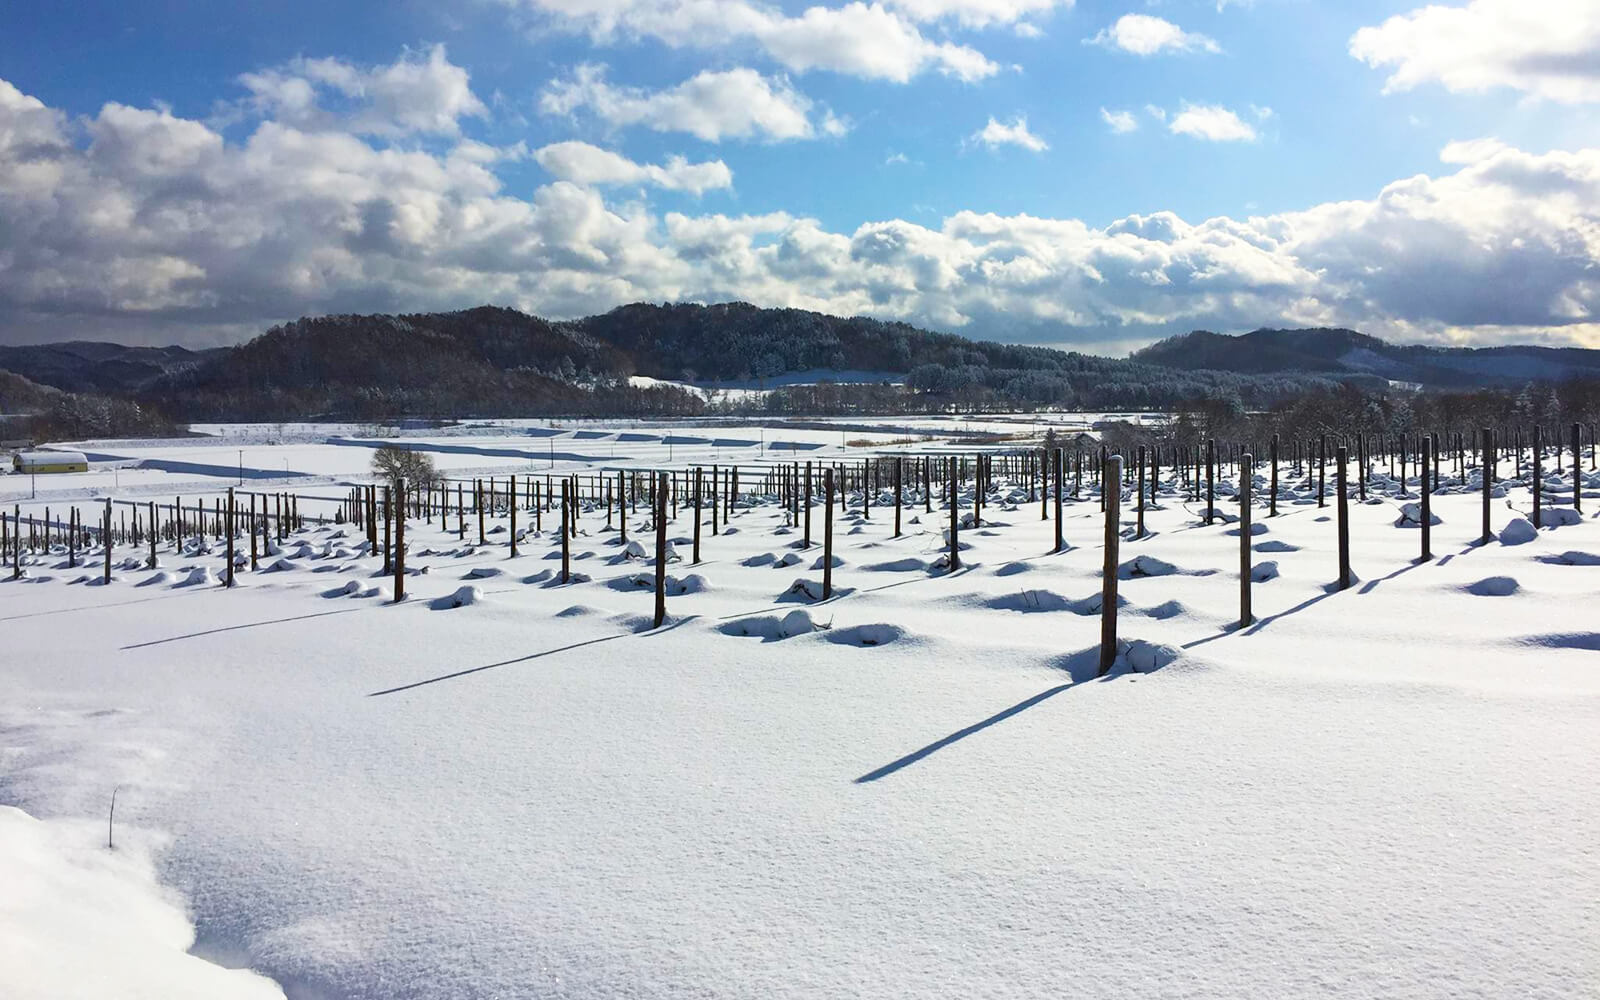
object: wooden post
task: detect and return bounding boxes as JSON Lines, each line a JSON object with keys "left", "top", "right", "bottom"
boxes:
{"left": 103, "top": 498, "right": 113, "bottom": 586}
{"left": 653, "top": 472, "right": 668, "bottom": 628}
{"left": 1098, "top": 454, "right": 1123, "bottom": 677}
{"left": 947, "top": 457, "right": 960, "bottom": 571}
{"left": 693, "top": 468, "right": 703, "bottom": 564}
{"left": 893, "top": 458, "right": 902, "bottom": 538}
{"left": 1420, "top": 437, "right": 1433, "bottom": 560}
{"left": 1481, "top": 427, "right": 1494, "bottom": 543}
{"left": 1318, "top": 434, "right": 1327, "bottom": 508}
{"left": 1532, "top": 425, "right": 1542, "bottom": 529}
{"left": 382, "top": 486, "right": 393, "bottom": 575}
{"left": 509, "top": 475, "right": 518, "bottom": 558}
{"left": 1239, "top": 453, "right": 1252, "bottom": 627}
{"left": 823, "top": 467, "right": 834, "bottom": 600}
{"left": 477, "top": 480, "right": 486, "bottom": 545}
{"left": 1336, "top": 447, "right": 1351, "bottom": 590}
{"left": 1053, "top": 448, "right": 1064, "bottom": 553}
{"left": 394, "top": 479, "right": 406, "bottom": 602}
{"left": 1575, "top": 423, "right": 1584, "bottom": 514}
{"left": 1269, "top": 434, "right": 1279, "bottom": 516}
{"left": 803, "top": 461, "right": 813, "bottom": 548}
{"left": 1205, "top": 438, "right": 1216, "bottom": 525}
{"left": 225, "top": 488, "right": 235, "bottom": 587}
{"left": 618, "top": 470, "right": 628, "bottom": 544}
{"left": 249, "top": 494, "right": 258, "bottom": 571}
{"left": 562, "top": 479, "right": 571, "bottom": 584}
{"left": 1136, "top": 445, "right": 1146, "bottom": 538}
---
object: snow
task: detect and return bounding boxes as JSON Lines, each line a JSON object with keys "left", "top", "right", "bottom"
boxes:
{"left": 0, "top": 807, "right": 285, "bottom": 1000}
{"left": 2, "top": 423, "right": 1599, "bottom": 999}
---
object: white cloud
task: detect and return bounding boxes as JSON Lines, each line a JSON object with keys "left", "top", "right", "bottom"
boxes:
{"left": 236, "top": 45, "right": 487, "bottom": 136}
{"left": 1087, "top": 14, "right": 1220, "bottom": 56}
{"left": 970, "top": 115, "right": 1048, "bottom": 152}
{"left": 533, "top": 141, "right": 732, "bottom": 194}
{"left": 540, "top": 65, "right": 840, "bottom": 142}
{"left": 1100, "top": 108, "right": 1138, "bottom": 134}
{"left": 1350, "top": 0, "right": 1600, "bottom": 104}
{"left": 514, "top": 0, "right": 999, "bottom": 82}
{"left": 1168, "top": 104, "right": 1257, "bottom": 141}
{"left": 885, "top": 0, "right": 1065, "bottom": 27}
{"left": 1, "top": 76, "right": 1597, "bottom": 352}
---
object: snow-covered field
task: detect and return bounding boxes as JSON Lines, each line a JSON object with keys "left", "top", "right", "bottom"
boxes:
{"left": 4, "top": 425, "right": 1599, "bottom": 999}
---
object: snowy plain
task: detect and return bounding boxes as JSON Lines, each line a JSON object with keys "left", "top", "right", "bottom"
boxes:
{"left": 3, "top": 422, "right": 1598, "bottom": 999}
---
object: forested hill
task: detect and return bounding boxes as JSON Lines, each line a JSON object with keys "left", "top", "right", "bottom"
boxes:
{"left": 1133, "top": 328, "right": 1600, "bottom": 387}
{"left": 139, "top": 303, "right": 1349, "bottom": 420}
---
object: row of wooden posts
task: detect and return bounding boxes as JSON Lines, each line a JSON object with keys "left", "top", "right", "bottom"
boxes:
{"left": 6, "top": 425, "right": 1590, "bottom": 673}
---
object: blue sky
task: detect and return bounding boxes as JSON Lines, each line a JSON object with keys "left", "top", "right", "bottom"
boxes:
{"left": 1, "top": 0, "right": 1597, "bottom": 352}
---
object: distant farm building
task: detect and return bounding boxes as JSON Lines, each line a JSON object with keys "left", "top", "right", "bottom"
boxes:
{"left": 13, "top": 450, "right": 89, "bottom": 474}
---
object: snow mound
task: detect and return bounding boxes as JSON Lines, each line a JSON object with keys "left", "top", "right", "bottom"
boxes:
{"left": 742, "top": 552, "right": 776, "bottom": 567}
{"left": 1499, "top": 518, "right": 1537, "bottom": 545}
{"left": 1125, "top": 639, "right": 1182, "bottom": 673}
{"left": 1394, "top": 503, "right": 1442, "bottom": 528}
{"left": 176, "top": 567, "right": 216, "bottom": 587}
{"left": 262, "top": 558, "right": 300, "bottom": 573}
{"left": 809, "top": 554, "right": 845, "bottom": 570}
{"left": 1540, "top": 507, "right": 1583, "bottom": 527}
{"left": 1251, "top": 561, "right": 1280, "bottom": 582}
{"left": 0, "top": 806, "right": 287, "bottom": 1000}
{"left": 464, "top": 566, "right": 505, "bottom": 579}
{"left": 136, "top": 572, "right": 172, "bottom": 587}
{"left": 720, "top": 609, "right": 820, "bottom": 641}
{"left": 1254, "top": 539, "right": 1301, "bottom": 553}
{"left": 774, "top": 552, "right": 803, "bottom": 568}
{"left": 824, "top": 623, "right": 905, "bottom": 647}
{"left": 993, "top": 561, "right": 1033, "bottom": 577}
{"left": 620, "top": 539, "right": 648, "bottom": 560}
{"left": 1538, "top": 550, "right": 1600, "bottom": 566}
{"left": 863, "top": 557, "right": 930, "bottom": 573}
{"left": 985, "top": 590, "right": 1125, "bottom": 615}
{"left": 1117, "top": 554, "right": 1203, "bottom": 579}
{"left": 431, "top": 586, "right": 484, "bottom": 609}
{"left": 1225, "top": 522, "right": 1269, "bottom": 536}
{"left": 1466, "top": 576, "right": 1520, "bottom": 597}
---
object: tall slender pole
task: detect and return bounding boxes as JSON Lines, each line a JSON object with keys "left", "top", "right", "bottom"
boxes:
{"left": 1239, "top": 453, "right": 1252, "bottom": 627}
{"left": 394, "top": 479, "right": 406, "bottom": 602}
{"left": 823, "top": 467, "right": 834, "bottom": 600}
{"left": 1098, "top": 454, "right": 1123, "bottom": 676}
{"left": 653, "top": 472, "right": 668, "bottom": 628}
{"left": 1420, "top": 437, "right": 1433, "bottom": 561}
{"left": 1336, "top": 447, "right": 1351, "bottom": 590}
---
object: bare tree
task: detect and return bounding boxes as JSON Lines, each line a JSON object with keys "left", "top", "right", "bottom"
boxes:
{"left": 372, "top": 446, "right": 437, "bottom": 489}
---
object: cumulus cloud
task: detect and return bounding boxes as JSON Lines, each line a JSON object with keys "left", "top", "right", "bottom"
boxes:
{"left": 1100, "top": 108, "right": 1138, "bottom": 134}
{"left": 1, "top": 76, "right": 1597, "bottom": 352}
{"left": 540, "top": 65, "right": 842, "bottom": 142}
{"left": 235, "top": 45, "right": 487, "bottom": 136}
{"left": 513, "top": 0, "right": 999, "bottom": 82}
{"left": 970, "top": 115, "right": 1048, "bottom": 152}
{"left": 1167, "top": 104, "right": 1257, "bottom": 141}
{"left": 533, "top": 141, "right": 732, "bottom": 194}
{"left": 1087, "top": 14, "right": 1220, "bottom": 56}
{"left": 1350, "top": 0, "right": 1600, "bottom": 104}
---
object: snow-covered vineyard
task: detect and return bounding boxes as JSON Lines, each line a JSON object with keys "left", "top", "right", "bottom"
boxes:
{"left": 3, "top": 419, "right": 1598, "bottom": 999}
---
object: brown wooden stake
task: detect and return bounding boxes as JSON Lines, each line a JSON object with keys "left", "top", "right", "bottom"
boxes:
{"left": 1336, "top": 447, "right": 1351, "bottom": 590}
{"left": 1420, "top": 437, "right": 1433, "bottom": 560}
{"left": 1098, "top": 454, "right": 1123, "bottom": 677}
{"left": 1239, "top": 454, "right": 1252, "bottom": 627}
{"left": 653, "top": 472, "right": 668, "bottom": 628}
{"left": 823, "top": 467, "right": 834, "bottom": 600}
{"left": 393, "top": 479, "right": 406, "bottom": 602}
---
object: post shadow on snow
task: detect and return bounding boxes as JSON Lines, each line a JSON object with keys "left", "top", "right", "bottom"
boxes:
{"left": 0, "top": 589, "right": 196, "bottom": 623}
{"left": 120, "top": 606, "right": 368, "bottom": 649}
{"left": 366, "top": 615, "right": 698, "bottom": 696}
{"left": 853, "top": 647, "right": 1137, "bottom": 785}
